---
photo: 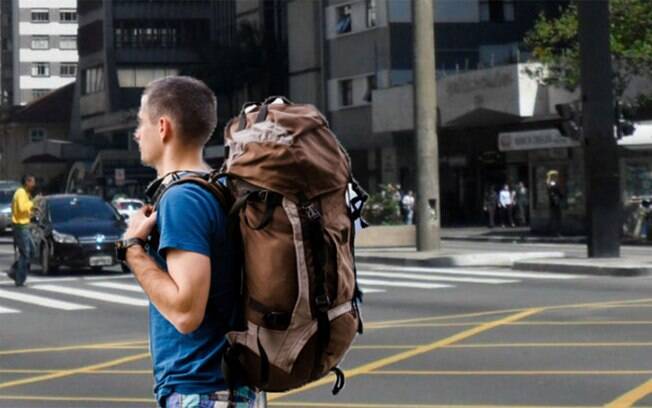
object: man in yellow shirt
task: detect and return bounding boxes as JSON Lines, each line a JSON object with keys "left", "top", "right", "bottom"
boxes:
{"left": 8, "top": 175, "right": 36, "bottom": 286}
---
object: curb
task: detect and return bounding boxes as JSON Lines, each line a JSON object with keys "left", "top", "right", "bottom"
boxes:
{"left": 513, "top": 259, "right": 652, "bottom": 277}
{"left": 356, "top": 251, "right": 566, "bottom": 268}
{"left": 441, "top": 236, "right": 586, "bottom": 245}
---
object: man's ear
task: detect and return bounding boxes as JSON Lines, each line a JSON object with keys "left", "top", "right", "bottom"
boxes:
{"left": 159, "top": 116, "right": 173, "bottom": 142}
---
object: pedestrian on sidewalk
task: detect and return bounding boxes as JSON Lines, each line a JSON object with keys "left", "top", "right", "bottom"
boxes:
{"left": 498, "top": 184, "right": 515, "bottom": 227}
{"left": 547, "top": 171, "right": 563, "bottom": 236}
{"left": 515, "top": 181, "right": 529, "bottom": 226}
{"left": 8, "top": 175, "right": 37, "bottom": 287}
{"left": 483, "top": 185, "right": 497, "bottom": 228}
{"left": 402, "top": 190, "right": 415, "bottom": 225}
{"left": 119, "top": 76, "right": 257, "bottom": 407}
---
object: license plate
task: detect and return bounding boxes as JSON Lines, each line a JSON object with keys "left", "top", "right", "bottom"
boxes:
{"left": 89, "top": 256, "right": 113, "bottom": 266}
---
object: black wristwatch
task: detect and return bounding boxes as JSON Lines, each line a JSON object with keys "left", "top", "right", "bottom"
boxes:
{"left": 115, "top": 237, "right": 146, "bottom": 262}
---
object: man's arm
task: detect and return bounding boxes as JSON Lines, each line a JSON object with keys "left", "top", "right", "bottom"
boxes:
{"left": 15, "top": 189, "right": 33, "bottom": 214}
{"left": 124, "top": 207, "right": 211, "bottom": 335}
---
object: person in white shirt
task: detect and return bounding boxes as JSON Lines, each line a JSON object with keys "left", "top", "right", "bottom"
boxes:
{"left": 401, "top": 190, "right": 415, "bottom": 225}
{"left": 498, "top": 184, "right": 515, "bottom": 227}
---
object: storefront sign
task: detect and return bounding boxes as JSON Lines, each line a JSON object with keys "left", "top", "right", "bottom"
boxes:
{"left": 498, "top": 129, "right": 580, "bottom": 152}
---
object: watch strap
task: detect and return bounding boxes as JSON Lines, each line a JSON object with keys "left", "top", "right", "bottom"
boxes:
{"left": 116, "top": 237, "right": 146, "bottom": 262}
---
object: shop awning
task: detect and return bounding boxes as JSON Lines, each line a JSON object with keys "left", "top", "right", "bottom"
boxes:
{"left": 21, "top": 139, "right": 95, "bottom": 163}
{"left": 618, "top": 122, "right": 652, "bottom": 150}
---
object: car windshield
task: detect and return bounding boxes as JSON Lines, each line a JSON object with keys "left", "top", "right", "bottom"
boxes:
{"left": 49, "top": 197, "right": 120, "bottom": 223}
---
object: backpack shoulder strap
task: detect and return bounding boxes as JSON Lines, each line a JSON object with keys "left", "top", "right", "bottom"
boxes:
{"left": 153, "top": 172, "right": 234, "bottom": 213}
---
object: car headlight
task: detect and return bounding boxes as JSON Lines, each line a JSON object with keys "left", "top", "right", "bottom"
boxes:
{"left": 1, "top": 207, "right": 10, "bottom": 214}
{"left": 52, "top": 230, "right": 78, "bottom": 244}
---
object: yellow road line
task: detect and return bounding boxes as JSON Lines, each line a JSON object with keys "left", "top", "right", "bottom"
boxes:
{"left": 269, "top": 308, "right": 542, "bottom": 401}
{"left": 0, "top": 395, "right": 153, "bottom": 404}
{"left": 368, "top": 370, "right": 652, "bottom": 376}
{"left": 448, "top": 342, "right": 652, "bottom": 348}
{"left": 268, "top": 402, "right": 602, "bottom": 408}
{"left": 365, "top": 308, "right": 525, "bottom": 328}
{"left": 0, "top": 352, "right": 150, "bottom": 390}
{"left": 372, "top": 321, "right": 652, "bottom": 329}
{"left": 368, "top": 298, "right": 652, "bottom": 330}
{"left": 605, "top": 377, "right": 652, "bottom": 408}
{"left": 351, "top": 345, "right": 422, "bottom": 350}
{"left": 0, "top": 340, "right": 148, "bottom": 356}
{"left": 0, "top": 369, "right": 151, "bottom": 375}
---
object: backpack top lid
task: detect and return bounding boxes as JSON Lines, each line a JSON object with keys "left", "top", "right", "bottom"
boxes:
{"left": 223, "top": 100, "right": 350, "bottom": 202}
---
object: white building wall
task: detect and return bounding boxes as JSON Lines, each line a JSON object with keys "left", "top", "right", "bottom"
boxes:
{"left": 13, "top": 0, "right": 78, "bottom": 104}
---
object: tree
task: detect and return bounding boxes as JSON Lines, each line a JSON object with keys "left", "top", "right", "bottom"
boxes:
{"left": 524, "top": 0, "right": 652, "bottom": 100}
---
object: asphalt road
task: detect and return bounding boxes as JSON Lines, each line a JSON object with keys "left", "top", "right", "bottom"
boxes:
{"left": 2, "top": 236, "right": 652, "bottom": 407}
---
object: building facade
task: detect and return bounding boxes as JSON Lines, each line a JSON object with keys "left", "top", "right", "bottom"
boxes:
{"left": 1, "top": 0, "right": 79, "bottom": 105}
{"left": 66, "top": 0, "right": 236, "bottom": 197}
{"left": 277, "top": 0, "right": 568, "bottom": 224}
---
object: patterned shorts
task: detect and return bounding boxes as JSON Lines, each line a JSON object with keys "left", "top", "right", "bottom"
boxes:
{"left": 164, "top": 387, "right": 259, "bottom": 408}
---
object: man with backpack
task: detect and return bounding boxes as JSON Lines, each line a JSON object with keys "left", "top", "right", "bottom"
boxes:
{"left": 117, "top": 76, "right": 257, "bottom": 407}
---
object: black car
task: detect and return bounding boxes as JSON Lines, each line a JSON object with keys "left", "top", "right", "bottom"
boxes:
{"left": 30, "top": 194, "right": 128, "bottom": 274}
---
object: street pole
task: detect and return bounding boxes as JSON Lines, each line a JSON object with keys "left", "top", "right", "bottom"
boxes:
{"left": 412, "top": 0, "right": 440, "bottom": 251}
{"left": 578, "top": 0, "right": 620, "bottom": 258}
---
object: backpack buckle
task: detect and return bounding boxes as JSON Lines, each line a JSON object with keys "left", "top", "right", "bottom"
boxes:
{"left": 303, "top": 204, "right": 321, "bottom": 222}
{"left": 315, "top": 294, "right": 331, "bottom": 312}
{"left": 263, "top": 312, "right": 291, "bottom": 330}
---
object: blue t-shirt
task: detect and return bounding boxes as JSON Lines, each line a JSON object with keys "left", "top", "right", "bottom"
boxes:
{"left": 148, "top": 183, "right": 236, "bottom": 404}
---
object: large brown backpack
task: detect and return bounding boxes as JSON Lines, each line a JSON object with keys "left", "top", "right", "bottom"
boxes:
{"left": 219, "top": 97, "right": 367, "bottom": 394}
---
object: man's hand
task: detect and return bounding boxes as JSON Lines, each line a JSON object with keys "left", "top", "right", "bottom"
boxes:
{"left": 124, "top": 205, "right": 157, "bottom": 241}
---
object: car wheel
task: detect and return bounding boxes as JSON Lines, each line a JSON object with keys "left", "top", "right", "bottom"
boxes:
{"left": 91, "top": 266, "right": 103, "bottom": 273}
{"left": 120, "top": 263, "right": 131, "bottom": 274}
{"left": 40, "top": 244, "right": 57, "bottom": 275}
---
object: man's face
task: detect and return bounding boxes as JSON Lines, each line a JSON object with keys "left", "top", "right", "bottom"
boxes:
{"left": 134, "top": 96, "right": 163, "bottom": 167}
{"left": 25, "top": 177, "right": 35, "bottom": 192}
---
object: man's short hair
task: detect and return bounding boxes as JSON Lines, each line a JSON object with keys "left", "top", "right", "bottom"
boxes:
{"left": 21, "top": 175, "right": 35, "bottom": 185}
{"left": 143, "top": 76, "right": 217, "bottom": 146}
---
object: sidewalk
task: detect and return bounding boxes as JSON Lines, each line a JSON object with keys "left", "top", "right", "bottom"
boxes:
{"left": 356, "top": 227, "right": 652, "bottom": 276}
{"left": 440, "top": 226, "right": 652, "bottom": 246}
{"left": 440, "top": 226, "right": 585, "bottom": 244}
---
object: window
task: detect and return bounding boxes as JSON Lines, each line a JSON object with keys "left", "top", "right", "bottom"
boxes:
{"left": 59, "top": 36, "right": 77, "bottom": 50}
{"left": 83, "top": 66, "right": 104, "bottom": 94}
{"left": 59, "top": 9, "right": 77, "bottom": 23}
{"left": 29, "top": 128, "right": 47, "bottom": 143}
{"left": 31, "top": 62, "right": 50, "bottom": 77}
{"left": 113, "top": 20, "right": 208, "bottom": 49}
{"left": 31, "top": 9, "right": 49, "bottom": 23}
{"left": 480, "top": 0, "right": 514, "bottom": 22}
{"left": 363, "top": 75, "right": 376, "bottom": 102}
{"left": 31, "top": 36, "right": 49, "bottom": 50}
{"left": 336, "top": 5, "right": 352, "bottom": 34}
{"left": 366, "top": 0, "right": 377, "bottom": 28}
{"left": 117, "top": 67, "right": 180, "bottom": 88}
{"left": 340, "top": 79, "right": 353, "bottom": 107}
{"left": 60, "top": 63, "right": 77, "bottom": 77}
{"left": 31, "top": 89, "right": 49, "bottom": 99}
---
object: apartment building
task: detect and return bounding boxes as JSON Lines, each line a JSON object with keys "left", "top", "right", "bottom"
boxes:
{"left": 1, "top": 0, "right": 78, "bottom": 105}
{"left": 64, "top": 0, "right": 235, "bottom": 196}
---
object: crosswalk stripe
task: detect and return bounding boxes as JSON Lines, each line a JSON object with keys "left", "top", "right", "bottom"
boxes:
{"left": 360, "top": 288, "right": 386, "bottom": 294}
{"left": 358, "top": 270, "right": 518, "bottom": 284}
{"left": 32, "top": 285, "right": 149, "bottom": 307}
{"left": 356, "top": 278, "right": 452, "bottom": 290}
{"left": 0, "top": 305, "right": 20, "bottom": 313}
{"left": 89, "top": 282, "right": 143, "bottom": 293}
{"left": 0, "top": 288, "right": 93, "bottom": 311}
{"left": 356, "top": 263, "right": 584, "bottom": 280}
{"left": 83, "top": 275, "right": 135, "bottom": 281}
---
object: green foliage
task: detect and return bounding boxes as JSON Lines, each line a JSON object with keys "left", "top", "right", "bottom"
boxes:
{"left": 362, "top": 184, "right": 403, "bottom": 225}
{"left": 524, "top": 0, "right": 652, "bottom": 98}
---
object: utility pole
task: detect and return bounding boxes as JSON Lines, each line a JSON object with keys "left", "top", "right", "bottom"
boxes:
{"left": 412, "top": 0, "right": 440, "bottom": 251}
{"left": 578, "top": 0, "right": 620, "bottom": 257}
